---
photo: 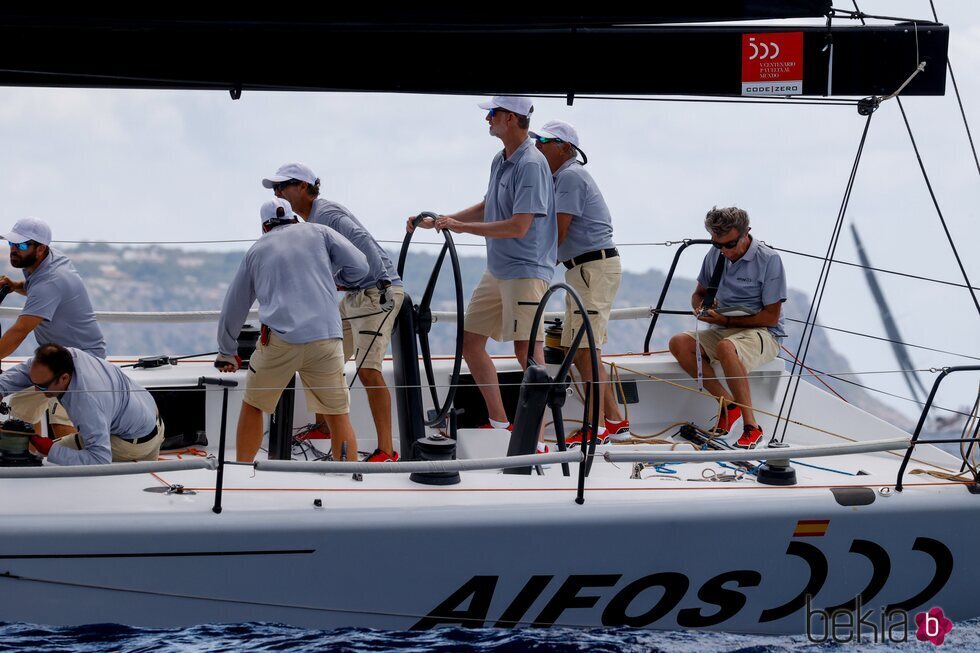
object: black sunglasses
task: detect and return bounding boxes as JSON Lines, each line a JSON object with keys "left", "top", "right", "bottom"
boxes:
{"left": 272, "top": 179, "right": 302, "bottom": 193}
{"left": 487, "top": 108, "right": 515, "bottom": 118}
{"left": 711, "top": 233, "right": 745, "bottom": 250}
{"left": 33, "top": 374, "right": 60, "bottom": 391}
{"left": 534, "top": 136, "right": 564, "bottom": 145}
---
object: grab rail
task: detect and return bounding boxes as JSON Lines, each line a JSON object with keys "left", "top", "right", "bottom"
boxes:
{"left": 643, "top": 239, "right": 712, "bottom": 353}
{"left": 896, "top": 365, "right": 980, "bottom": 491}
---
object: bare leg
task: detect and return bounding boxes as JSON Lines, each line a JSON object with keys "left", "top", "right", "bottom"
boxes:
{"left": 358, "top": 368, "right": 394, "bottom": 454}
{"left": 713, "top": 341, "right": 757, "bottom": 426}
{"left": 513, "top": 339, "right": 542, "bottom": 370}
{"left": 668, "top": 334, "right": 734, "bottom": 404}
{"left": 324, "top": 413, "right": 358, "bottom": 461}
{"left": 235, "top": 401, "right": 266, "bottom": 462}
{"left": 571, "top": 348, "right": 622, "bottom": 426}
{"left": 464, "top": 330, "right": 508, "bottom": 423}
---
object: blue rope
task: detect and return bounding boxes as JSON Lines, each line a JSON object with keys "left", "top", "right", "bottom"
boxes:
{"left": 790, "top": 460, "right": 856, "bottom": 476}
{"left": 719, "top": 462, "right": 759, "bottom": 476}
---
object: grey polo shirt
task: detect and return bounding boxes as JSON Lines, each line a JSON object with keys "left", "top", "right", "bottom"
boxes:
{"left": 21, "top": 249, "right": 106, "bottom": 358}
{"left": 553, "top": 159, "right": 616, "bottom": 262}
{"left": 0, "top": 347, "right": 157, "bottom": 465}
{"left": 307, "top": 198, "right": 402, "bottom": 289}
{"left": 483, "top": 137, "right": 557, "bottom": 281}
{"left": 698, "top": 236, "right": 787, "bottom": 338}
{"left": 217, "top": 221, "right": 370, "bottom": 355}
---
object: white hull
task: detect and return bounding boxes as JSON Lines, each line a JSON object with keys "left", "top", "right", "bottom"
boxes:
{"left": 0, "top": 353, "right": 972, "bottom": 634}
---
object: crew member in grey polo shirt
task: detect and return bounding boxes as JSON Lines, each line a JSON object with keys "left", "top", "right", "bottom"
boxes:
{"left": 533, "top": 120, "right": 630, "bottom": 445}
{"left": 668, "top": 207, "right": 787, "bottom": 449}
{"left": 216, "top": 198, "right": 371, "bottom": 463}
{"left": 409, "top": 96, "right": 556, "bottom": 442}
{"left": 0, "top": 344, "right": 162, "bottom": 465}
{"left": 262, "top": 162, "right": 404, "bottom": 463}
{"left": 0, "top": 217, "right": 106, "bottom": 435}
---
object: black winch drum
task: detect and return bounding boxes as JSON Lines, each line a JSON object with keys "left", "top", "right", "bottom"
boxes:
{"left": 409, "top": 435, "right": 460, "bottom": 486}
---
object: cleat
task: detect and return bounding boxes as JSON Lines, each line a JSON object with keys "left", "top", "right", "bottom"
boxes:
{"left": 536, "top": 443, "right": 550, "bottom": 454}
{"left": 709, "top": 403, "right": 742, "bottom": 436}
{"left": 364, "top": 449, "right": 399, "bottom": 463}
{"left": 604, "top": 418, "right": 631, "bottom": 442}
{"left": 735, "top": 425, "right": 764, "bottom": 449}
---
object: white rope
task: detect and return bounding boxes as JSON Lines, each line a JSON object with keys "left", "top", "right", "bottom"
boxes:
{"left": 603, "top": 437, "right": 910, "bottom": 464}
{"left": 0, "top": 458, "right": 216, "bottom": 478}
{"left": 0, "top": 306, "right": 259, "bottom": 324}
{"left": 255, "top": 450, "right": 583, "bottom": 475}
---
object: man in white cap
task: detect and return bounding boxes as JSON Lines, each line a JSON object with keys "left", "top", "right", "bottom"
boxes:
{"left": 409, "top": 96, "right": 556, "bottom": 445}
{"left": 216, "top": 198, "right": 371, "bottom": 463}
{"left": 262, "top": 162, "right": 405, "bottom": 463}
{"left": 0, "top": 217, "right": 106, "bottom": 436}
{"left": 533, "top": 120, "right": 630, "bottom": 445}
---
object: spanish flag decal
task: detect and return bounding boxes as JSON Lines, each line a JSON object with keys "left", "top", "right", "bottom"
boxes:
{"left": 793, "top": 519, "right": 830, "bottom": 537}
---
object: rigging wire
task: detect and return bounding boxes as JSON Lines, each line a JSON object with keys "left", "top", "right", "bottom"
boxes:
{"left": 776, "top": 356, "right": 976, "bottom": 421}
{"left": 896, "top": 96, "right": 980, "bottom": 319}
{"left": 783, "top": 318, "right": 980, "bottom": 363}
{"left": 765, "top": 244, "right": 980, "bottom": 292}
{"left": 775, "top": 110, "right": 876, "bottom": 442}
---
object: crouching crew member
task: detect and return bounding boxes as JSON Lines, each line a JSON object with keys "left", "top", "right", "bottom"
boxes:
{"left": 668, "top": 207, "right": 787, "bottom": 449}
{"left": 263, "top": 163, "right": 404, "bottom": 462}
{"left": 0, "top": 343, "right": 163, "bottom": 465}
{"left": 216, "top": 198, "right": 370, "bottom": 463}
{"left": 533, "top": 120, "right": 631, "bottom": 444}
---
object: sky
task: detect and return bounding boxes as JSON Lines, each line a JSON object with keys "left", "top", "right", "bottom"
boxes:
{"left": 0, "top": 1, "right": 976, "bottom": 421}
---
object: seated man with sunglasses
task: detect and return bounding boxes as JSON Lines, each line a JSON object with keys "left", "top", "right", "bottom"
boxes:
{"left": 0, "top": 218, "right": 106, "bottom": 437}
{"left": 263, "top": 163, "right": 404, "bottom": 463}
{"left": 668, "top": 206, "right": 787, "bottom": 449}
{"left": 0, "top": 343, "right": 164, "bottom": 465}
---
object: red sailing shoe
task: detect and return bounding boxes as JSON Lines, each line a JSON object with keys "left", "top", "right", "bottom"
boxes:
{"left": 364, "top": 449, "right": 399, "bottom": 462}
{"left": 710, "top": 403, "right": 742, "bottom": 436}
{"left": 604, "top": 418, "right": 631, "bottom": 442}
{"left": 735, "top": 425, "right": 764, "bottom": 449}
{"left": 565, "top": 428, "right": 606, "bottom": 447}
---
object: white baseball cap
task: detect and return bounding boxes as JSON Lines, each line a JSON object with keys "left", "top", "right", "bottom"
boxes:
{"left": 530, "top": 119, "right": 588, "bottom": 165}
{"left": 477, "top": 95, "right": 534, "bottom": 117}
{"left": 5, "top": 217, "right": 52, "bottom": 246}
{"left": 260, "top": 198, "right": 295, "bottom": 225}
{"left": 262, "top": 162, "right": 318, "bottom": 189}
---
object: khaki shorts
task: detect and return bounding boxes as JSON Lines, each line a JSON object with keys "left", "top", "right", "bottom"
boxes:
{"left": 6, "top": 390, "right": 74, "bottom": 427}
{"left": 561, "top": 255, "right": 622, "bottom": 349}
{"left": 55, "top": 414, "right": 165, "bottom": 462}
{"left": 244, "top": 333, "right": 349, "bottom": 415}
{"left": 464, "top": 271, "right": 549, "bottom": 342}
{"left": 341, "top": 286, "right": 405, "bottom": 372}
{"left": 683, "top": 327, "right": 780, "bottom": 372}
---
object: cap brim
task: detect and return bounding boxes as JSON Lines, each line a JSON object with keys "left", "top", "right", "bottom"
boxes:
{"left": 261, "top": 175, "right": 292, "bottom": 189}
{"left": 3, "top": 231, "right": 30, "bottom": 244}
{"left": 530, "top": 129, "right": 560, "bottom": 141}
{"left": 477, "top": 100, "right": 497, "bottom": 110}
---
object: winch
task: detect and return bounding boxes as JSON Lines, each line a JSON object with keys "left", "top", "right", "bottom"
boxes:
{"left": 0, "top": 418, "right": 44, "bottom": 467}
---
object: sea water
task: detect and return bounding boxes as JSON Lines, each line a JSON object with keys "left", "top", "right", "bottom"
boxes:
{"left": 1, "top": 620, "right": 976, "bottom": 652}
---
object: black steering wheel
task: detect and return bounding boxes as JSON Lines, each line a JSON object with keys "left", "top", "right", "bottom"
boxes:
{"left": 526, "top": 282, "right": 601, "bottom": 477}
{"left": 396, "top": 212, "right": 465, "bottom": 428}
